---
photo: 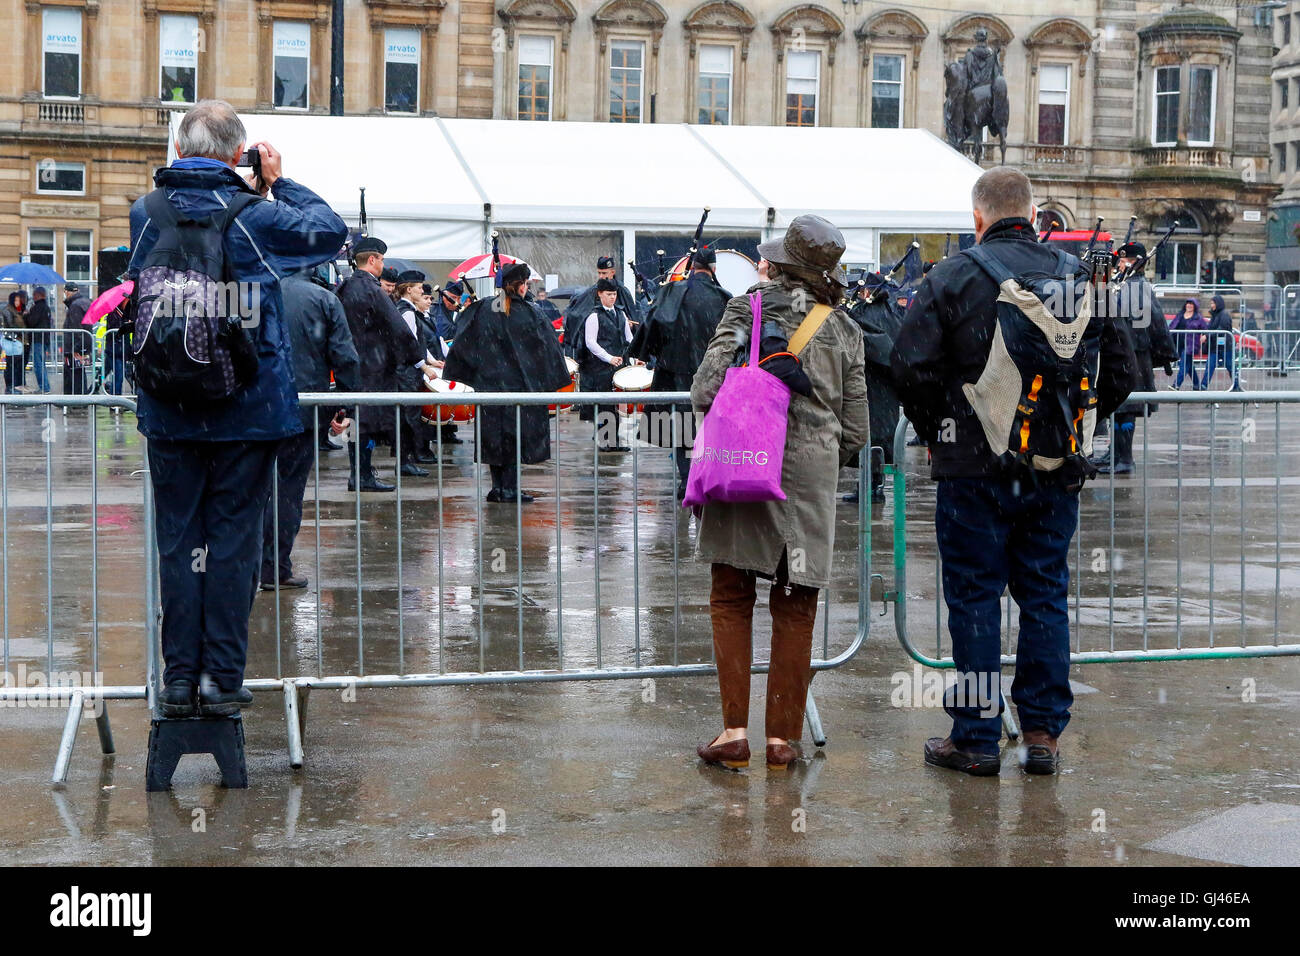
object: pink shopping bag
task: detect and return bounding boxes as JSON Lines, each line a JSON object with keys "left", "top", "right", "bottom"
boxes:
{"left": 682, "top": 292, "right": 790, "bottom": 507}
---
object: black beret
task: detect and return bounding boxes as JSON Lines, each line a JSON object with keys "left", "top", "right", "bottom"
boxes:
{"left": 1118, "top": 242, "right": 1146, "bottom": 259}
{"left": 595, "top": 277, "right": 619, "bottom": 293}
{"left": 596, "top": 255, "right": 616, "bottom": 270}
{"left": 502, "top": 262, "right": 532, "bottom": 285}
{"left": 399, "top": 269, "right": 426, "bottom": 283}
{"left": 352, "top": 236, "right": 387, "bottom": 256}
{"left": 380, "top": 267, "right": 401, "bottom": 283}
{"left": 694, "top": 246, "right": 716, "bottom": 266}
{"left": 443, "top": 280, "right": 463, "bottom": 296}
{"left": 421, "top": 283, "right": 434, "bottom": 295}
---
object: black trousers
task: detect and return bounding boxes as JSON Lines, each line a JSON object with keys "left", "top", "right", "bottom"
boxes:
{"left": 489, "top": 463, "right": 519, "bottom": 492}
{"left": 148, "top": 437, "right": 279, "bottom": 692}
{"left": 261, "top": 430, "right": 316, "bottom": 581}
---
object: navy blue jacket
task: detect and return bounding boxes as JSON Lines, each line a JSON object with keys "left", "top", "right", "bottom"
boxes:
{"left": 128, "top": 162, "right": 347, "bottom": 442}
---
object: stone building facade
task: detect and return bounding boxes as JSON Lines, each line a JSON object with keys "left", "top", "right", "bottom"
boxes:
{"left": 1268, "top": 0, "right": 1300, "bottom": 286}
{"left": 0, "top": 0, "right": 1279, "bottom": 293}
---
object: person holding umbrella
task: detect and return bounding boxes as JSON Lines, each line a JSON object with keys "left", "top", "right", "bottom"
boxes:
{"left": 2, "top": 290, "right": 28, "bottom": 393}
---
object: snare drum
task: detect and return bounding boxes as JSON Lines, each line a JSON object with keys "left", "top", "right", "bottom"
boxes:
{"left": 420, "top": 378, "right": 476, "bottom": 426}
{"left": 670, "top": 249, "right": 760, "bottom": 294}
{"left": 612, "top": 363, "right": 653, "bottom": 416}
{"left": 550, "top": 356, "right": 579, "bottom": 415}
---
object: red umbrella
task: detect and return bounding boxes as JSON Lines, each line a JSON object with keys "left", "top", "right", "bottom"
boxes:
{"left": 84, "top": 280, "right": 133, "bottom": 326}
{"left": 447, "top": 253, "right": 537, "bottom": 282}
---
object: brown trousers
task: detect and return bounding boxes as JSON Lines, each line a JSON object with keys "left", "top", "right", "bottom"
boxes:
{"left": 709, "top": 561, "right": 820, "bottom": 742}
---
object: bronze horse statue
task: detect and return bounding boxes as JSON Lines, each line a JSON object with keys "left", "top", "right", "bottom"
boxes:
{"left": 944, "top": 57, "right": 1010, "bottom": 164}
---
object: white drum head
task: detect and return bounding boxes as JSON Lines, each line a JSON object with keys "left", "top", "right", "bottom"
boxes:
{"left": 670, "top": 249, "right": 759, "bottom": 295}
{"left": 613, "top": 365, "right": 654, "bottom": 391}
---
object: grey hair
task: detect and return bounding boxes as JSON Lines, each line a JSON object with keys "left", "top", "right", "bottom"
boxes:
{"left": 176, "top": 99, "right": 246, "bottom": 160}
{"left": 971, "top": 166, "right": 1033, "bottom": 223}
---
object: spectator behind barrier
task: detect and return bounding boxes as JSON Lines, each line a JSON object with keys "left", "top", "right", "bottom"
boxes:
{"left": 128, "top": 99, "right": 347, "bottom": 719}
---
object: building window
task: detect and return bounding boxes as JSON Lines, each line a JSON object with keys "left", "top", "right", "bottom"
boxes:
{"left": 1279, "top": 143, "right": 1288, "bottom": 174}
{"left": 42, "top": 6, "right": 82, "bottom": 99}
{"left": 1155, "top": 240, "right": 1201, "bottom": 286}
{"left": 785, "top": 51, "right": 820, "bottom": 127}
{"left": 697, "top": 44, "right": 732, "bottom": 125}
{"left": 609, "top": 41, "right": 644, "bottom": 123}
{"left": 65, "top": 230, "right": 92, "bottom": 283}
{"left": 35, "top": 160, "right": 85, "bottom": 195}
{"left": 1037, "top": 64, "right": 1070, "bottom": 145}
{"left": 384, "top": 27, "right": 420, "bottom": 113}
{"left": 1280, "top": 79, "right": 1290, "bottom": 111}
{"left": 28, "top": 229, "right": 56, "bottom": 268}
{"left": 1187, "top": 65, "right": 1216, "bottom": 146}
{"left": 871, "top": 54, "right": 903, "bottom": 129}
{"left": 1286, "top": 14, "right": 1294, "bottom": 47}
{"left": 273, "top": 21, "right": 310, "bottom": 110}
{"left": 159, "top": 13, "right": 198, "bottom": 104}
{"left": 1153, "top": 65, "right": 1179, "bottom": 146}
{"left": 517, "top": 35, "right": 553, "bottom": 121}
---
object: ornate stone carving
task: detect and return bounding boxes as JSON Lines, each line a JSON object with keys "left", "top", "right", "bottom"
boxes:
{"left": 683, "top": 1, "right": 755, "bottom": 60}
{"left": 854, "top": 8, "right": 927, "bottom": 69}
{"left": 1024, "top": 17, "right": 1092, "bottom": 77}
{"left": 592, "top": 0, "right": 667, "bottom": 55}
{"left": 770, "top": 4, "right": 844, "bottom": 65}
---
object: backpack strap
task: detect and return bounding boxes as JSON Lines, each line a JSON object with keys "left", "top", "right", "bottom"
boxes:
{"left": 962, "top": 244, "right": 1015, "bottom": 287}
{"left": 216, "top": 191, "right": 263, "bottom": 231}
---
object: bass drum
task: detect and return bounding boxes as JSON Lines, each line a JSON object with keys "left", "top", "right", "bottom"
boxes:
{"left": 612, "top": 363, "right": 654, "bottom": 417}
{"left": 669, "top": 249, "right": 759, "bottom": 294}
{"left": 420, "top": 378, "right": 476, "bottom": 426}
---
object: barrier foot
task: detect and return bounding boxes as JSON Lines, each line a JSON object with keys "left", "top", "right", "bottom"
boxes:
{"left": 283, "top": 682, "right": 305, "bottom": 770}
{"left": 145, "top": 713, "right": 248, "bottom": 791}
{"left": 1000, "top": 691, "right": 1020, "bottom": 742}
{"left": 805, "top": 686, "right": 827, "bottom": 749}
{"left": 94, "top": 701, "right": 115, "bottom": 755}
{"left": 51, "top": 689, "right": 86, "bottom": 787}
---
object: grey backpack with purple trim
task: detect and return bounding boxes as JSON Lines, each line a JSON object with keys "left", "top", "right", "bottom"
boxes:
{"left": 126, "top": 189, "right": 264, "bottom": 404}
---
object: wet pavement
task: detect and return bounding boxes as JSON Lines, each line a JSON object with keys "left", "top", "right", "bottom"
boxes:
{"left": 1, "top": 392, "right": 1299, "bottom": 866}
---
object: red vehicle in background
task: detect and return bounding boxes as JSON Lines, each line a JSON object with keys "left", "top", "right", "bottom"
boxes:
{"left": 1037, "top": 228, "right": 1113, "bottom": 260}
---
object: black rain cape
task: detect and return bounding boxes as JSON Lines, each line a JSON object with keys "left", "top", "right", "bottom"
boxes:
{"left": 847, "top": 294, "right": 904, "bottom": 456}
{"left": 630, "top": 270, "right": 731, "bottom": 448}
{"left": 441, "top": 292, "right": 571, "bottom": 466}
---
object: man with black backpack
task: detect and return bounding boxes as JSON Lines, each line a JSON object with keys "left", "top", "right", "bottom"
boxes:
{"left": 892, "top": 167, "right": 1134, "bottom": 776}
{"left": 127, "top": 99, "right": 347, "bottom": 719}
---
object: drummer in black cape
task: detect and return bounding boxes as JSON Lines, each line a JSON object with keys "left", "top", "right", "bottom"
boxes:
{"left": 577, "top": 277, "right": 638, "bottom": 452}
{"left": 440, "top": 262, "right": 571, "bottom": 504}
{"left": 562, "top": 255, "right": 641, "bottom": 358}
{"left": 336, "top": 236, "right": 429, "bottom": 492}
{"left": 843, "top": 272, "right": 903, "bottom": 505}
{"left": 629, "top": 246, "right": 730, "bottom": 497}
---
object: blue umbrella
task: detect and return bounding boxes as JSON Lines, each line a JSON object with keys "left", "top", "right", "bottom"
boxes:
{"left": 0, "top": 262, "right": 66, "bottom": 285}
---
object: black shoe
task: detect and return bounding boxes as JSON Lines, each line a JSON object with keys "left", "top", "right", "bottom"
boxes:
{"left": 441, "top": 435, "right": 464, "bottom": 445}
{"left": 260, "top": 575, "right": 308, "bottom": 591}
{"left": 499, "top": 489, "right": 534, "bottom": 503}
{"left": 924, "top": 736, "right": 1000, "bottom": 776}
{"left": 676, "top": 484, "right": 686, "bottom": 500}
{"left": 842, "top": 491, "right": 859, "bottom": 503}
{"left": 486, "top": 488, "right": 503, "bottom": 503}
{"left": 414, "top": 449, "right": 438, "bottom": 464}
{"left": 198, "top": 684, "right": 254, "bottom": 717}
{"left": 349, "top": 475, "right": 396, "bottom": 492}
{"left": 906, "top": 435, "right": 926, "bottom": 447}
{"left": 1095, "top": 459, "right": 1134, "bottom": 475}
{"left": 400, "top": 461, "right": 429, "bottom": 477}
{"left": 159, "top": 679, "right": 197, "bottom": 718}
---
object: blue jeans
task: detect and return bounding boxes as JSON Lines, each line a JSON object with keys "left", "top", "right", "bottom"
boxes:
{"left": 1204, "top": 345, "right": 1236, "bottom": 389}
{"left": 934, "top": 477, "right": 1079, "bottom": 754}
{"left": 1174, "top": 352, "right": 1201, "bottom": 389}
{"left": 30, "top": 336, "right": 49, "bottom": 392}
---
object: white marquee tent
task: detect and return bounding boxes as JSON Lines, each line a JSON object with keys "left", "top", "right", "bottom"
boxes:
{"left": 168, "top": 113, "right": 981, "bottom": 276}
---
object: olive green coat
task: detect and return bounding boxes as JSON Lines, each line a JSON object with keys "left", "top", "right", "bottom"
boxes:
{"left": 690, "top": 281, "right": 869, "bottom": 588}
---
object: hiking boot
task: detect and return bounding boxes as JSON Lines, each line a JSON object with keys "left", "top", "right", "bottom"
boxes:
{"left": 924, "top": 736, "right": 1000, "bottom": 776}
{"left": 1020, "top": 729, "right": 1060, "bottom": 775}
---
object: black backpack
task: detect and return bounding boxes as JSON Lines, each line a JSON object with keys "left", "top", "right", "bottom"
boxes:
{"left": 125, "top": 189, "right": 264, "bottom": 404}
{"left": 960, "top": 244, "right": 1102, "bottom": 488}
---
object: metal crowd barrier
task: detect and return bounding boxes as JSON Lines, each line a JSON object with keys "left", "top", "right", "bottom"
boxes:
{"left": 0, "top": 393, "right": 157, "bottom": 784}
{"left": 1163, "top": 328, "right": 1300, "bottom": 391}
{"left": 887, "top": 391, "right": 1300, "bottom": 739}
{"left": 0, "top": 390, "right": 871, "bottom": 782}
{"left": 0, "top": 329, "right": 98, "bottom": 398}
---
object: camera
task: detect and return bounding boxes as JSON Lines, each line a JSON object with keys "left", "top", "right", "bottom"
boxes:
{"left": 238, "top": 147, "right": 262, "bottom": 183}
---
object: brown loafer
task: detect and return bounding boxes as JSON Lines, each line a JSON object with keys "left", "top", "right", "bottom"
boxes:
{"left": 766, "top": 742, "right": 798, "bottom": 770}
{"left": 697, "top": 735, "right": 750, "bottom": 769}
{"left": 1020, "top": 729, "right": 1060, "bottom": 775}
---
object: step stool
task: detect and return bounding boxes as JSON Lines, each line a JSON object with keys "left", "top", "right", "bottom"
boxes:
{"left": 145, "top": 712, "right": 248, "bottom": 791}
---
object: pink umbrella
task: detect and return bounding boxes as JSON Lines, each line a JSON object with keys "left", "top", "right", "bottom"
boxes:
{"left": 447, "top": 253, "right": 537, "bottom": 282}
{"left": 84, "top": 280, "right": 133, "bottom": 326}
